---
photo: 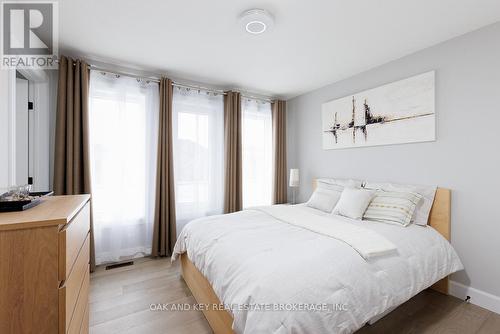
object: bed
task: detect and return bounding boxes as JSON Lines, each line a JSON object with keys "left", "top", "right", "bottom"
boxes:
{"left": 172, "top": 184, "right": 463, "bottom": 334}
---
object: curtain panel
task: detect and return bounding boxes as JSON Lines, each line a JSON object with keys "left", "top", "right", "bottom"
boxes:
{"left": 171, "top": 86, "right": 224, "bottom": 232}
{"left": 152, "top": 78, "right": 177, "bottom": 257}
{"left": 54, "top": 55, "right": 96, "bottom": 271}
{"left": 223, "top": 91, "right": 243, "bottom": 213}
{"left": 241, "top": 98, "right": 273, "bottom": 207}
{"left": 272, "top": 100, "right": 287, "bottom": 204}
{"left": 88, "top": 71, "right": 159, "bottom": 263}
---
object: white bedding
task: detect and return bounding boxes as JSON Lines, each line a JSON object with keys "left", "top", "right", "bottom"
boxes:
{"left": 172, "top": 205, "right": 463, "bottom": 334}
{"left": 254, "top": 206, "right": 396, "bottom": 259}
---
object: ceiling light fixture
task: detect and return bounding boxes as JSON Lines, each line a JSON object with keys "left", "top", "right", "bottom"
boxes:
{"left": 240, "top": 9, "right": 274, "bottom": 35}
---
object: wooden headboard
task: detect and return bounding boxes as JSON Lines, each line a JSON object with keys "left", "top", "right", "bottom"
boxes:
{"left": 312, "top": 179, "right": 451, "bottom": 294}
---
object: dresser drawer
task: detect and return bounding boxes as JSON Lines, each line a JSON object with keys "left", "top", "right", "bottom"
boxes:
{"left": 67, "top": 268, "right": 89, "bottom": 334}
{"left": 59, "top": 234, "right": 90, "bottom": 333}
{"left": 59, "top": 202, "right": 90, "bottom": 281}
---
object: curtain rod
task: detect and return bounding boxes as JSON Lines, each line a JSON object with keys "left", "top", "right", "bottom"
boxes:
{"left": 171, "top": 81, "right": 227, "bottom": 95}
{"left": 90, "top": 65, "right": 161, "bottom": 83}
{"left": 64, "top": 60, "right": 276, "bottom": 102}
{"left": 241, "top": 94, "right": 274, "bottom": 103}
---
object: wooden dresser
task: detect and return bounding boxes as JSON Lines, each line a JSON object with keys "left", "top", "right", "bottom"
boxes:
{"left": 0, "top": 195, "right": 91, "bottom": 334}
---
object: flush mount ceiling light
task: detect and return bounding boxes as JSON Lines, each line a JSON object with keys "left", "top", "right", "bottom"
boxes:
{"left": 239, "top": 9, "right": 274, "bottom": 35}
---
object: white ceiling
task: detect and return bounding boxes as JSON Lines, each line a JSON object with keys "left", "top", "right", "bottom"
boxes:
{"left": 59, "top": 0, "right": 500, "bottom": 99}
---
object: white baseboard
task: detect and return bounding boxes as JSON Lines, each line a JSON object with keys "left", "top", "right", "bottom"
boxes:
{"left": 449, "top": 280, "right": 500, "bottom": 314}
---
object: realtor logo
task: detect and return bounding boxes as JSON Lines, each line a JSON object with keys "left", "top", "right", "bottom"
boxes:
{"left": 1, "top": 1, "right": 58, "bottom": 69}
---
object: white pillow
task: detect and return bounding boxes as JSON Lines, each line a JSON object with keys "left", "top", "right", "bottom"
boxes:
{"left": 332, "top": 188, "right": 375, "bottom": 220}
{"left": 307, "top": 188, "right": 341, "bottom": 213}
{"left": 363, "top": 190, "right": 423, "bottom": 227}
{"left": 364, "top": 181, "right": 437, "bottom": 226}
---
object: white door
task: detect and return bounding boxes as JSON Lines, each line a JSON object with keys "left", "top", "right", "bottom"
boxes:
{"left": 15, "top": 77, "right": 29, "bottom": 186}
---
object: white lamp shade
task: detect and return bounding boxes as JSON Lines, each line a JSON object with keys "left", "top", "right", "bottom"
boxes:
{"left": 289, "top": 169, "right": 300, "bottom": 187}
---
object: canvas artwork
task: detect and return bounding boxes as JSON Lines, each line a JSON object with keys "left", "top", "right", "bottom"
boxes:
{"left": 322, "top": 71, "right": 435, "bottom": 150}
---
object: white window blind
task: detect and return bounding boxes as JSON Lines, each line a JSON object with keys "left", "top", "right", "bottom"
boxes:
{"left": 88, "top": 71, "right": 159, "bottom": 265}
{"left": 172, "top": 87, "right": 224, "bottom": 233}
{"left": 242, "top": 98, "right": 273, "bottom": 208}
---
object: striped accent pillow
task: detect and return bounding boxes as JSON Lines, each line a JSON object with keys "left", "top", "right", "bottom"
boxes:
{"left": 363, "top": 191, "right": 423, "bottom": 226}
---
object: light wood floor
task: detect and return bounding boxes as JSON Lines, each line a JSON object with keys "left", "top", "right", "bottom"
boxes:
{"left": 90, "top": 257, "right": 500, "bottom": 334}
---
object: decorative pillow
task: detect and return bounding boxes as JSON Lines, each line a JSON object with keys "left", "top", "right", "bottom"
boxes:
{"left": 306, "top": 188, "right": 342, "bottom": 213}
{"left": 364, "top": 181, "right": 436, "bottom": 226}
{"left": 332, "top": 188, "right": 375, "bottom": 220}
{"left": 363, "top": 191, "right": 423, "bottom": 226}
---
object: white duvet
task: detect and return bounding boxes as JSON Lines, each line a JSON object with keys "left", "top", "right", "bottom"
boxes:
{"left": 172, "top": 205, "right": 463, "bottom": 334}
{"left": 254, "top": 205, "right": 397, "bottom": 259}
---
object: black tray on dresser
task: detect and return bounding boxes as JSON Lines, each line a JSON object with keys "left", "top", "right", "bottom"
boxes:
{"left": 0, "top": 191, "right": 54, "bottom": 212}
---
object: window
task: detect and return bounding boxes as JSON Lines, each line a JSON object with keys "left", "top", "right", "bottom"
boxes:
{"left": 172, "top": 87, "right": 224, "bottom": 232}
{"left": 89, "top": 71, "right": 159, "bottom": 264}
{"left": 242, "top": 98, "right": 273, "bottom": 208}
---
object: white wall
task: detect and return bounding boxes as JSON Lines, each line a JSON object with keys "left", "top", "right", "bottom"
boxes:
{"left": 287, "top": 22, "right": 500, "bottom": 308}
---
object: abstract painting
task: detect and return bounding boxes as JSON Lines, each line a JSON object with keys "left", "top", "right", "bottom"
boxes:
{"left": 322, "top": 71, "right": 435, "bottom": 149}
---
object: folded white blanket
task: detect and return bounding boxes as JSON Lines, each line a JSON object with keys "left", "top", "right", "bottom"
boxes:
{"left": 254, "top": 205, "right": 397, "bottom": 259}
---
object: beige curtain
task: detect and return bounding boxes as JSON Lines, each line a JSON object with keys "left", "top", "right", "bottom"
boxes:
{"left": 272, "top": 100, "right": 287, "bottom": 204}
{"left": 53, "top": 55, "right": 96, "bottom": 271}
{"left": 151, "top": 78, "right": 177, "bottom": 257}
{"left": 223, "top": 91, "right": 242, "bottom": 213}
